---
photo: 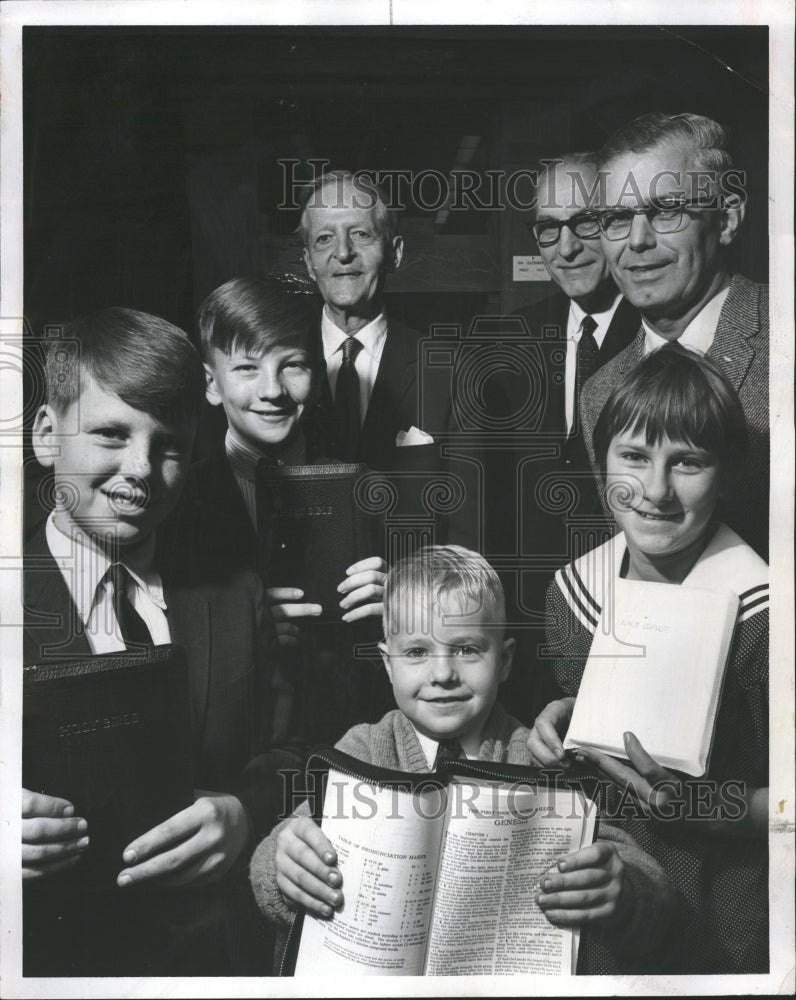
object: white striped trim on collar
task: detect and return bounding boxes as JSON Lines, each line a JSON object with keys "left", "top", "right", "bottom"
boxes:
{"left": 555, "top": 523, "right": 769, "bottom": 632}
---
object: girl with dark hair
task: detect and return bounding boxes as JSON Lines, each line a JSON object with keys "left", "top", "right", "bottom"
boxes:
{"left": 528, "top": 344, "right": 769, "bottom": 974}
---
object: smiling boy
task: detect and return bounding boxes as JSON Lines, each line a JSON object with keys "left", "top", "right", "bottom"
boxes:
{"left": 23, "top": 307, "right": 292, "bottom": 975}
{"left": 250, "top": 545, "right": 675, "bottom": 974}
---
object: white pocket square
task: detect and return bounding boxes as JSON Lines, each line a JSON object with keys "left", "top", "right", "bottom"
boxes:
{"left": 396, "top": 425, "right": 435, "bottom": 446}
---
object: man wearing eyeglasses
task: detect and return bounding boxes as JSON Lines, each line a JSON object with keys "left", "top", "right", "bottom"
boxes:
{"left": 580, "top": 112, "right": 768, "bottom": 558}
{"left": 493, "top": 155, "right": 638, "bottom": 722}
{"left": 516, "top": 153, "right": 639, "bottom": 474}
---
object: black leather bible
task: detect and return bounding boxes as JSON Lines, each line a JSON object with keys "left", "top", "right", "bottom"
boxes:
{"left": 23, "top": 644, "right": 194, "bottom": 886}
{"left": 256, "top": 462, "right": 372, "bottom": 620}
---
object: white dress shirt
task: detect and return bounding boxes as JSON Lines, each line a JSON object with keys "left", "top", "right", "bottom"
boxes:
{"left": 565, "top": 294, "right": 623, "bottom": 434}
{"left": 46, "top": 512, "right": 169, "bottom": 653}
{"left": 643, "top": 284, "right": 731, "bottom": 355}
{"left": 321, "top": 308, "right": 388, "bottom": 425}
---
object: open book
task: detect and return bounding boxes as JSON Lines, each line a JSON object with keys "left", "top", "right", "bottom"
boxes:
{"left": 563, "top": 578, "right": 740, "bottom": 776}
{"left": 285, "top": 749, "right": 597, "bottom": 977}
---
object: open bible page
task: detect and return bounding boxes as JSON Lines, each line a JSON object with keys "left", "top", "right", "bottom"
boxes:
{"left": 294, "top": 769, "right": 447, "bottom": 976}
{"left": 424, "top": 782, "right": 596, "bottom": 976}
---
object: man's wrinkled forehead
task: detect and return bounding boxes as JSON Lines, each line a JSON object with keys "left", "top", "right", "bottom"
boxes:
{"left": 304, "top": 178, "right": 384, "bottom": 221}
{"left": 536, "top": 160, "right": 600, "bottom": 218}
{"left": 601, "top": 137, "right": 713, "bottom": 207}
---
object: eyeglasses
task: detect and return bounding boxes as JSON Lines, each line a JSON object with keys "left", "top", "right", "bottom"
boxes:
{"left": 597, "top": 197, "right": 720, "bottom": 240}
{"left": 529, "top": 212, "right": 601, "bottom": 247}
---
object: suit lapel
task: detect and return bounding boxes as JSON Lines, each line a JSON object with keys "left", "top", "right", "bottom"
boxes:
{"left": 318, "top": 349, "right": 334, "bottom": 412}
{"left": 707, "top": 276, "right": 759, "bottom": 392}
{"left": 544, "top": 298, "right": 569, "bottom": 435}
{"left": 617, "top": 328, "right": 645, "bottom": 375}
{"left": 600, "top": 297, "right": 640, "bottom": 363}
{"left": 24, "top": 527, "right": 93, "bottom": 662}
{"left": 360, "top": 321, "right": 417, "bottom": 457}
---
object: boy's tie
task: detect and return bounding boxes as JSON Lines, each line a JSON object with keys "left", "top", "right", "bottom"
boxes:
{"left": 335, "top": 336, "right": 363, "bottom": 460}
{"left": 572, "top": 314, "right": 599, "bottom": 434}
{"left": 109, "top": 563, "right": 152, "bottom": 649}
{"left": 433, "top": 738, "right": 465, "bottom": 771}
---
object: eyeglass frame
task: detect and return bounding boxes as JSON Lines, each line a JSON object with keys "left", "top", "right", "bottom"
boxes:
{"left": 528, "top": 211, "right": 602, "bottom": 247}
{"left": 597, "top": 196, "right": 722, "bottom": 240}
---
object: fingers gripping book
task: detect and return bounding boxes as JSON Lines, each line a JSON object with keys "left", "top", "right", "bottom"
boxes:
{"left": 284, "top": 749, "right": 598, "bottom": 977}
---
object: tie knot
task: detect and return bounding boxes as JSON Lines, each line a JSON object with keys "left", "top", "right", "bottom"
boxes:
{"left": 107, "top": 562, "right": 128, "bottom": 592}
{"left": 581, "top": 314, "right": 598, "bottom": 339}
{"left": 341, "top": 336, "right": 363, "bottom": 365}
{"left": 434, "top": 738, "right": 465, "bottom": 770}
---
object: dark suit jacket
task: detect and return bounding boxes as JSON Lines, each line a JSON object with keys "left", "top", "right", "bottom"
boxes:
{"left": 308, "top": 318, "right": 452, "bottom": 469}
{"left": 306, "top": 317, "right": 477, "bottom": 552}
{"left": 580, "top": 274, "right": 769, "bottom": 558}
{"left": 484, "top": 293, "right": 638, "bottom": 721}
{"left": 23, "top": 522, "right": 296, "bottom": 975}
{"left": 512, "top": 291, "right": 640, "bottom": 443}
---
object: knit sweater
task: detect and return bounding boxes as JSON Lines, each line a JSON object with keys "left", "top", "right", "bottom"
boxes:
{"left": 544, "top": 525, "right": 769, "bottom": 974}
{"left": 250, "top": 703, "right": 674, "bottom": 974}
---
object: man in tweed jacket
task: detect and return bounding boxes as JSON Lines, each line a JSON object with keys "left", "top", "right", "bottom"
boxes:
{"left": 580, "top": 113, "right": 768, "bottom": 557}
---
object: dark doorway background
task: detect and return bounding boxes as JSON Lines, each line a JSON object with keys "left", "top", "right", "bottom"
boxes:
{"left": 24, "top": 24, "right": 768, "bottom": 339}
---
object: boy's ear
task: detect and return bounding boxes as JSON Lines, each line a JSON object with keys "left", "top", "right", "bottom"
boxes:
{"left": 499, "top": 636, "right": 515, "bottom": 683}
{"left": 378, "top": 641, "right": 392, "bottom": 682}
{"left": 204, "top": 363, "right": 223, "bottom": 407}
{"left": 31, "top": 405, "right": 58, "bottom": 468}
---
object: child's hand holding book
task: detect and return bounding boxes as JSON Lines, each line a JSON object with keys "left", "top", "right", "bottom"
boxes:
{"left": 274, "top": 816, "right": 343, "bottom": 918}
{"left": 527, "top": 697, "right": 575, "bottom": 768}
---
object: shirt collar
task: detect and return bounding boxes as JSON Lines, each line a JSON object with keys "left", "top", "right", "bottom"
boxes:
{"left": 411, "top": 722, "right": 481, "bottom": 769}
{"left": 321, "top": 307, "right": 388, "bottom": 362}
{"left": 225, "top": 427, "right": 307, "bottom": 479}
{"left": 569, "top": 292, "right": 623, "bottom": 339}
{"left": 643, "top": 283, "right": 731, "bottom": 354}
{"left": 46, "top": 511, "right": 165, "bottom": 618}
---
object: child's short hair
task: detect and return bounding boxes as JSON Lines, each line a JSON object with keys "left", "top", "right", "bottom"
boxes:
{"left": 198, "top": 275, "right": 318, "bottom": 365}
{"left": 45, "top": 307, "right": 205, "bottom": 426}
{"left": 593, "top": 344, "right": 748, "bottom": 476}
{"left": 383, "top": 545, "right": 506, "bottom": 637}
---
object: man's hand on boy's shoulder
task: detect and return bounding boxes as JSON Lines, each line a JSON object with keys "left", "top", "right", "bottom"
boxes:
{"left": 116, "top": 790, "right": 252, "bottom": 888}
{"left": 22, "top": 789, "right": 89, "bottom": 880}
